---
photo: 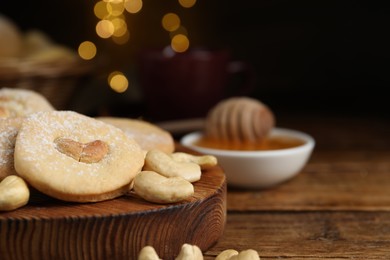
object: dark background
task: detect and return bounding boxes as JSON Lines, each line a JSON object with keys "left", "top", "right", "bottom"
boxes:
{"left": 1, "top": 1, "right": 389, "bottom": 120}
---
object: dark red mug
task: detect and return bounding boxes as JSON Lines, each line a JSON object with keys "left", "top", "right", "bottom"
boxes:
{"left": 137, "top": 47, "right": 255, "bottom": 121}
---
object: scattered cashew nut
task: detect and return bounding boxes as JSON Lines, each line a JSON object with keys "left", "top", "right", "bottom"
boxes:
{"left": 215, "top": 249, "right": 239, "bottom": 260}
{"left": 170, "top": 152, "right": 218, "bottom": 170}
{"left": 0, "top": 175, "right": 30, "bottom": 211}
{"left": 138, "top": 244, "right": 260, "bottom": 260}
{"left": 138, "top": 245, "right": 161, "bottom": 260}
{"left": 175, "top": 243, "right": 203, "bottom": 260}
{"left": 133, "top": 171, "right": 194, "bottom": 204}
{"left": 143, "top": 149, "right": 201, "bottom": 183}
{"left": 218, "top": 249, "right": 260, "bottom": 260}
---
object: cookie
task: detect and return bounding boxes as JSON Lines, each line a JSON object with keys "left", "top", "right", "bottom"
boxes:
{"left": 14, "top": 111, "right": 145, "bottom": 202}
{"left": 97, "top": 117, "right": 175, "bottom": 154}
{"left": 0, "top": 88, "right": 55, "bottom": 118}
{"left": 0, "top": 117, "right": 23, "bottom": 181}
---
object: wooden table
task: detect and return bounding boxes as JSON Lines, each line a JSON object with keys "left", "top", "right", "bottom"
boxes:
{"left": 200, "top": 114, "right": 390, "bottom": 259}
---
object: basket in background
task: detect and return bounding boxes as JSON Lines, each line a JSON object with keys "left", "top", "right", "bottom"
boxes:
{"left": 0, "top": 57, "right": 95, "bottom": 110}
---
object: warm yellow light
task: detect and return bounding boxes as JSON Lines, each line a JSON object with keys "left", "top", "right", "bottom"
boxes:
{"left": 107, "top": 13, "right": 126, "bottom": 21}
{"left": 162, "top": 13, "right": 180, "bottom": 32}
{"left": 107, "top": 1, "right": 125, "bottom": 16}
{"left": 108, "top": 71, "right": 129, "bottom": 93}
{"left": 94, "top": 1, "right": 109, "bottom": 19}
{"left": 171, "top": 34, "right": 189, "bottom": 53}
{"left": 112, "top": 30, "right": 130, "bottom": 45}
{"left": 178, "top": 0, "right": 196, "bottom": 8}
{"left": 104, "top": 0, "right": 123, "bottom": 3}
{"left": 111, "top": 17, "right": 127, "bottom": 37}
{"left": 124, "top": 0, "right": 143, "bottom": 14}
{"left": 96, "top": 20, "right": 115, "bottom": 38}
{"left": 78, "top": 41, "right": 97, "bottom": 60}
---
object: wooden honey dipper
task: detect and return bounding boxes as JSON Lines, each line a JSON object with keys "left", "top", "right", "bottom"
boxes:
{"left": 204, "top": 97, "right": 275, "bottom": 143}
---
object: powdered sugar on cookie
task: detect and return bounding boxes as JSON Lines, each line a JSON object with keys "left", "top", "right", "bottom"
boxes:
{"left": 0, "top": 88, "right": 54, "bottom": 117}
{"left": 0, "top": 118, "right": 22, "bottom": 180}
{"left": 14, "top": 111, "right": 145, "bottom": 202}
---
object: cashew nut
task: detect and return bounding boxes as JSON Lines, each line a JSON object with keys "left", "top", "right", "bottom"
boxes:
{"left": 133, "top": 171, "right": 194, "bottom": 204}
{"left": 54, "top": 138, "right": 109, "bottom": 163}
{"left": 143, "top": 149, "right": 201, "bottom": 183}
{"left": 229, "top": 249, "right": 260, "bottom": 260}
{"left": 0, "top": 175, "right": 30, "bottom": 211}
{"left": 170, "top": 152, "right": 218, "bottom": 170}
{"left": 175, "top": 243, "right": 203, "bottom": 260}
{"left": 215, "top": 249, "right": 239, "bottom": 260}
{"left": 138, "top": 245, "right": 161, "bottom": 260}
{"left": 136, "top": 244, "right": 259, "bottom": 260}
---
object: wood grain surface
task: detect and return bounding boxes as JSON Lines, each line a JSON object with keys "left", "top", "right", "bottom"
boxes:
{"left": 0, "top": 151, "right": 226, "bottom": 260}
{"left": 1, "top": 115, "right": 389, "bottom": 260}
{"left": 202, "top": 115, "right": 390, "bottom": 259}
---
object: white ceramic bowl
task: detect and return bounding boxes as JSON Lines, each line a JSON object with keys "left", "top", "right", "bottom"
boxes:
{"left": 180, "top": 128, "right": 315, "bottom": 189}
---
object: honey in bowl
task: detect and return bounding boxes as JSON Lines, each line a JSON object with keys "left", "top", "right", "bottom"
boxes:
{"left": 193, "top": 135, "right": 305, "bottom": 151}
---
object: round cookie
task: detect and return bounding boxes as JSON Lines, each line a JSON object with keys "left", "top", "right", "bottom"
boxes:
{"left": 14, "top": 111, "right": 145, "bottom": 202}
{"left": 0, "top": 88, "right": 55, "bottom": 118}
{"left": 97, "top": 117, "right": 175, "bottom": 154}
{"left": 0, "top": 117, "right": 23, "bottom": 181}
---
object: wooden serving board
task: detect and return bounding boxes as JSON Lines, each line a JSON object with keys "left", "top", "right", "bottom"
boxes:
{"left": 0, "top": 146, "right": 226, "bottom": 260}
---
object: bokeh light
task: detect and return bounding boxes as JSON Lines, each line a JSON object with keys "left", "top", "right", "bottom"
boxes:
{"left": 103, "top": 0, "right": 123, "bottom": 3}
{"left": 91, "top": 0, "right": 196, "bottom": 93}
{"left": 178, "top": 0, "right": 196, "bottom": 8}
{"left": 78, "top": 41, "right": 97, "bottom": 60}
{"left": 94, "top": 1, "right": 109, "bottom": 20}
{"left": 111, "top": 17, "right": 128, "bottom": 37}
{"left": 94, "top": 0, "right": 193, "bottom": 46}
{"left": 171, "top": 34, "right": 189, "bottom": 53}
{"left": 107, "top": 1, "right": 125, "bottom": 17}
{"left": 124, "top": 0, "right": 143, "bottom": 14}
{"left": 108, "top": 71, "right": 129, "bottom": 93}
{"left": 162, "top": 13, "right": 181, "bottom": 32}
{"left": 96, "top": 20, "right": 115, "bottom": 38}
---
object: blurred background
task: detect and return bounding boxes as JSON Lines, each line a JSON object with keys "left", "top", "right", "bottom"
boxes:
{"left": 1, "top": 0, "right": 389, "bottom": 122}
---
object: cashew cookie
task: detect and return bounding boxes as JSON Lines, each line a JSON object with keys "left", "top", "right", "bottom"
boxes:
{"left": 0, "top": 87, "right": 55, "bottom": 118}
{"left": 97, "top": 117, "right": 175, "bottom": 154}
{"left": 14, "top": 111, "right": 145, "bottom": 202}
